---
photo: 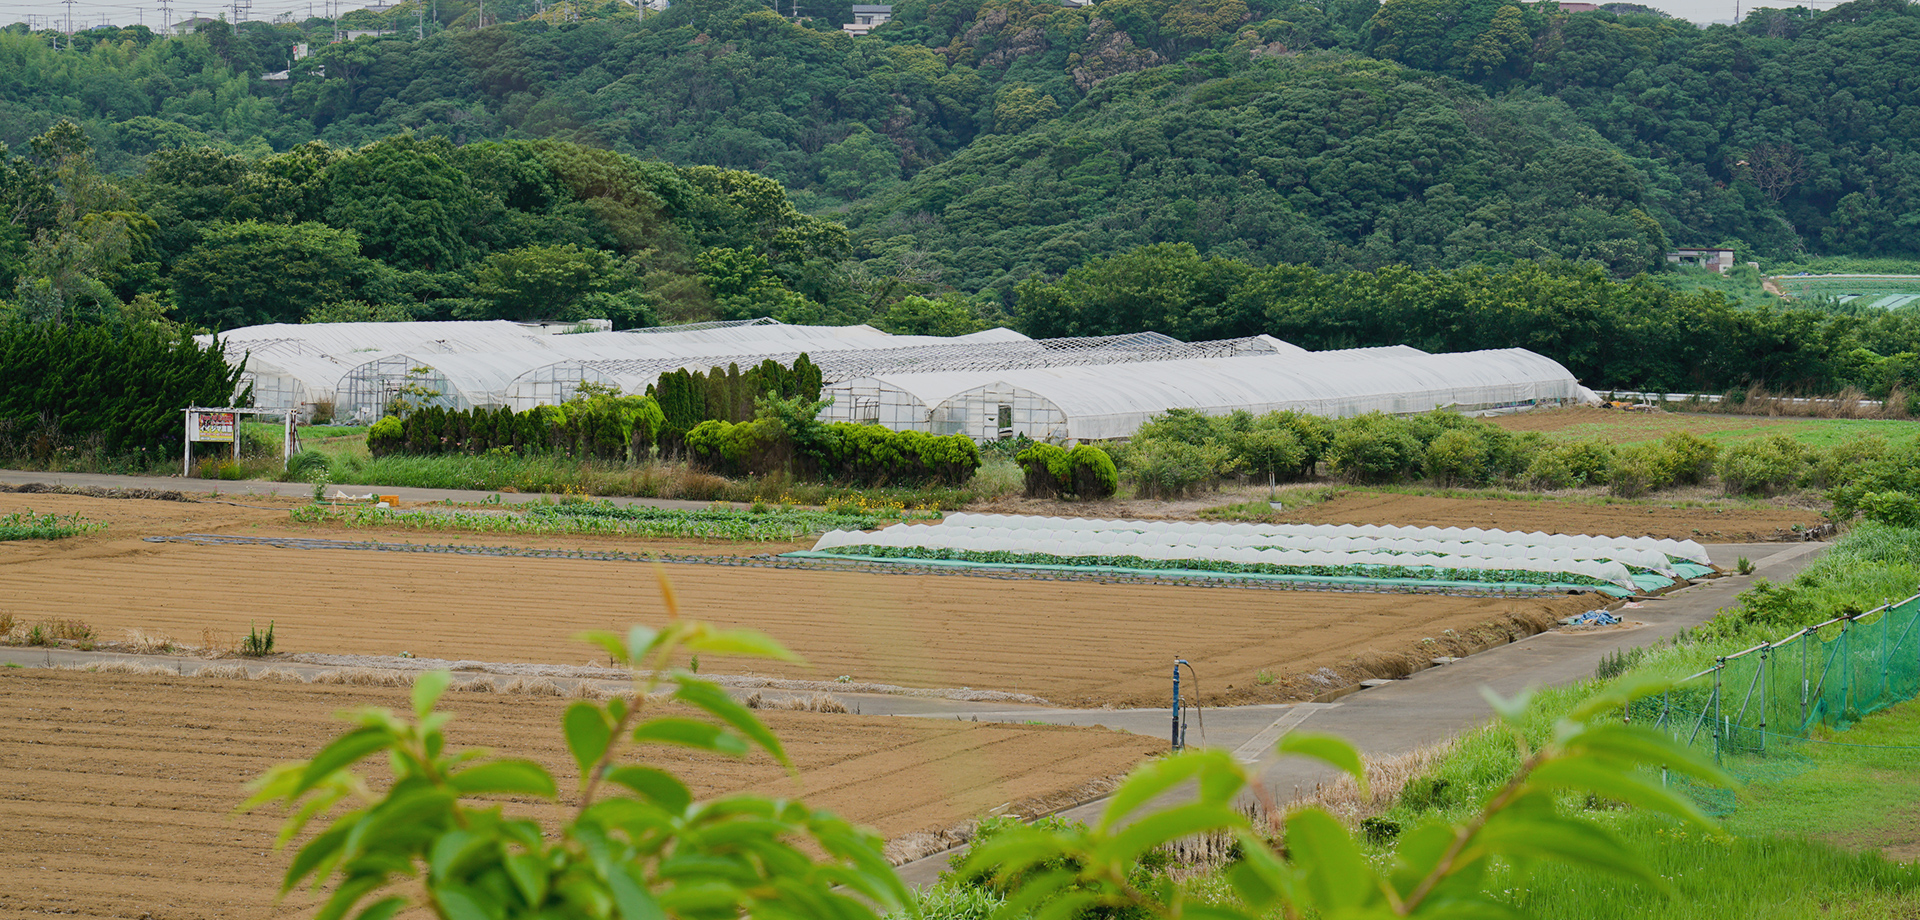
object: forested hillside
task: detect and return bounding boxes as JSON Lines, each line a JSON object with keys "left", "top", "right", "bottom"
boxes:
{"left": 7, "top": 0, "right": 1920, "bottom": 277}
{"left": 6, "top": 0, "right": 1920, "bottom": 394}
{"left": 0, "top": 124, "right": 864, "bottom": 328}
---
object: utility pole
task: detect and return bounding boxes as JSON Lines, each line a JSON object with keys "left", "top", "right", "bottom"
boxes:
{"left": 416, "top": 4, "right": 423, "bottom": 38}
{"left": 63, "top": 0, "right": 75, "bottom": 41}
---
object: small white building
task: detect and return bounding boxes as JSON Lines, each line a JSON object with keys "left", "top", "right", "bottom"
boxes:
{"left": 1666, "top": 248, "right": 1736, "bottom": 273}
{"left": 842, "top": 4, "right": 891, "bottom": 35}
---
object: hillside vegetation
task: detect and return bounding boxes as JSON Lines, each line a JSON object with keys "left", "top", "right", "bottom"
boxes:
{"left": 6, "top": 0, "right": 1920, "bottom": 397}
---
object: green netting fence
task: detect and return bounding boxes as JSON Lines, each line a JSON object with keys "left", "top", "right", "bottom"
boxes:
{"left": 1628, "top": 592, "right": 1920, "bottom": 813}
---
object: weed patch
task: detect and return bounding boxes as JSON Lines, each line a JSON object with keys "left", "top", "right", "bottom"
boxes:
{"left": 0, "top": 510, "right": 106, "bottom": 540}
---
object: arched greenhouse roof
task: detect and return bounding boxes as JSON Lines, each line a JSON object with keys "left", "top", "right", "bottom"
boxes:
{"left": 900, "top": 348, "right": 1583, "bottom": 441}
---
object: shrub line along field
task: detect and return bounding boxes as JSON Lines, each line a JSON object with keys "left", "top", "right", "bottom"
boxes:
{"left": 0, "top": 669, "right": 1165, "bottom": 919}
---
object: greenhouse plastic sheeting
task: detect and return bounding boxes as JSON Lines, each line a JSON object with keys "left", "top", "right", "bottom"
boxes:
{"left": 204, "top": 319, "right": 1035, "bottom": 417}
{"left": 835, "top": 347, "right": 1585, "bottom": 441}
{"left": 203, "top": 319, "right": 1584, "bottom": 429}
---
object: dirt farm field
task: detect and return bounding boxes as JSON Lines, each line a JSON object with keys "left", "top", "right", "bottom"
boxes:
{"left": 0, "top": 669, "right": 1162, "bottom": 919}
{"left": 0, "top": 492, "right": 1620, "bottom": 708}
{"left": 0, "top": 483, "right": 1814, "bottom": 916}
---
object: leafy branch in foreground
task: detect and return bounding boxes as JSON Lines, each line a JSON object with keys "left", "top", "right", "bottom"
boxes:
{"left": 240, "top": 575, "right": 907, "bottom": 920}
{"left": 963, "top": 674, "right": 1733, "bottom": 920}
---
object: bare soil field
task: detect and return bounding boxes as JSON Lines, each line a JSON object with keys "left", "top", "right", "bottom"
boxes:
{"left": 1277, "top": 491, "right": 1822, "bottom": 543}
{"left": 0, "top": 669, "right": 1162, "bottom": 919}
{"left": 0, "top": 492, "right": 1595, "bottom": 707}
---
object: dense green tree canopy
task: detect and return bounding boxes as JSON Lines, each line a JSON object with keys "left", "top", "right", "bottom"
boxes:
{"left": 171, "top": 220, "right": 377, "bottom": 328}
{"left": 4, "top": 0, "right": 1920, "bottom": 280}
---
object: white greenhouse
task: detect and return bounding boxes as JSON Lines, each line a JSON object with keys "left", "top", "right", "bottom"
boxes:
{"left": 824, "top": 348, "right": 1589, "bottom": 441}
{"left": 203, "top": 318, "right": 1594, "bottom": 435}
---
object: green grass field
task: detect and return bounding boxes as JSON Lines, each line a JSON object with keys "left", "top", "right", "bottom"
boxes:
{"left": 1771, "top": 274, "right": 1920, "bottom": 304}
{"left": 1496, "top": 410, "right": 1920, "bottom": 450}
{"left": 1722, "top": 698, "right": 1920, "bottom": 855}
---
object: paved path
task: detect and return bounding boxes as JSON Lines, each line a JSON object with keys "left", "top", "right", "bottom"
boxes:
{"left": 888, "top": 539, "right": 1829, "bottom": 886}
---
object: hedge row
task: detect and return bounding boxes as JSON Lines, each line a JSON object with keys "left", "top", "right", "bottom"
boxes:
{"left": 686, "top": 418, "right": 980, "bottom": 486}
{"left": 1110, "top": 406, "right": 1920, "bottom": 504}
{"left": 1016, "top": 443, "right": 1118, "bottom": 499}
{"left": 650, "top": 356, "right": 822, "bottom": 450}
{"left": 367, "top": 395, "right": 665, "bottom": 462}
{"left": 0, "top": 320, "right": 245, "bottom": 457}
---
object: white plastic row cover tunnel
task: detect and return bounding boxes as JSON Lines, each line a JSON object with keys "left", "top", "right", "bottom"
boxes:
{"left": 810, "top": 528, "right": 1637, "bottom": 589}
{"left": 940, "top": 513, "right": 1709, "bottom": 564}
{"left": 872, "top": 526, "right": 1675, "bottom": 575}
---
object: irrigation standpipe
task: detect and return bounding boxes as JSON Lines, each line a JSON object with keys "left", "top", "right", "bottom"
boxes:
{"left": 1170, "top": 659, "right": 1206, "bottom": 752}
{"left": 1172, "top": 659, "right": 1186, "bottom": 751}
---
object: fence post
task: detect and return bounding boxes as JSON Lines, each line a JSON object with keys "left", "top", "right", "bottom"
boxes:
{"left": 1882, "top": 603, "right": 1893, "bottom": 706}
{"left": 1841, "top": 616, "right": 1853, "bottom": 721}
{"left": 1758, "top": 643, "right": 1769, "bottom": 757}
{"left": 1712, "top": 658, "right": 1725, "bottom": 764}
{"left": 1800, "top": 629, "right": 1810, "bottom": 730}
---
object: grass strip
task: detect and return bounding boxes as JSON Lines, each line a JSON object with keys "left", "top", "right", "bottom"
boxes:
{"left": 290, "top": 502, "right": 924, "bottom": 541}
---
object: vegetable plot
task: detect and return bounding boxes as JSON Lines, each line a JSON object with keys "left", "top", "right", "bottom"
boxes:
{"left": 290, "top": 501, "right": 933, "bottom": 541}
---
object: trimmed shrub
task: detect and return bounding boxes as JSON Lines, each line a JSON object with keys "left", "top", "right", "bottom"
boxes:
{"left": 1228, "top": 424, "right": 1307, "bottom": 484}
{"left": 1424, "top": 428, "right": 1491, "bottom": 486}
{"left": 1718, "top": 433, "right": 1813, "bottom": 496}
{"left": 1016, "top": 443, "right": 1073, "bottom": 497}
{"left": 1485, "top": 429, "right": 1546, "bottom": 482}
{"left": 1326, "top": 413, "right": 1423, "bottom": 484}
{"left": 1125, "top": 438, "right": 1231, "bottom": 498}
{"left": 367, "top": 415, "right": 405, "bottom": 457}
{"left": 685, "top": 419, "right": 777, "bottom": 477}
{"left": 1608, "top": 443, "right": 1675, "bottom": 497}
{"left": 1069, "top": 444, "right": 1118, "bottom": 499}
{"left": 1526, "top": 439, "right": 1613, "bottom": 490}
{"left": 362, "top": 397, "right": 664, "bottom": 462}
{"left": 1660, "top": 431, "right": 1719, "bottom": 485}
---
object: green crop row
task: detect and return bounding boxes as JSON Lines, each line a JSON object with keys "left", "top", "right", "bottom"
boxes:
{"left": 525, "top": 500, "right": 930, "bottom": 531}
{"left": 820, "top": 544, "right": 1615, "bottom": 588}
{"left": 0, "top": 510, "right": 106, "bottom": 541}
{"left": 291, "top": 503, "right": 905, "bottom": 541}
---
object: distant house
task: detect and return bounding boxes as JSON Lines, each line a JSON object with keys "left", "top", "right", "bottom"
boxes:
{"left": 171, "top": 16, "right": 216, "bottom": 34}
{"left": 1558, "top": 2, "right": 1600, "bottom": 10}
{"left": 1667, "top": 248, "right": 1737, "bottom": 273}
{"left": 842, "top": 4, "right": 891, "bottom": 36}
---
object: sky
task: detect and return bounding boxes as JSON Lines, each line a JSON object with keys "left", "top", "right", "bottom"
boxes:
{"left": 0, "top": 0, "right": 1858, "bottom": 36}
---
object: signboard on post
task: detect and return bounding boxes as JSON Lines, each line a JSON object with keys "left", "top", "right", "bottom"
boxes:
{"left": 193, "top": 411, "right": 236, "bottom": 443}
{"left": 181, "top": 406, "right": 300, "bottom": 478}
